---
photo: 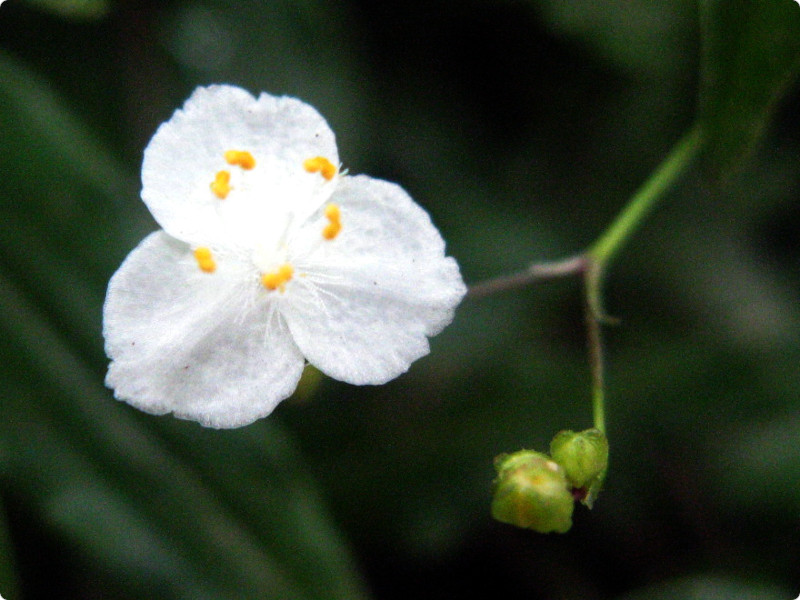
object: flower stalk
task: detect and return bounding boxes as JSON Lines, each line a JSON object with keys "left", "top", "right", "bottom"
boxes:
{"left": 477, "top": 125, "right": 705, "bottom": 521}
{"left": 582, "top": 126, "right": 704, "bottom": 436}
{"left": 586, "top": 126, "right": 704, "bottom": 274}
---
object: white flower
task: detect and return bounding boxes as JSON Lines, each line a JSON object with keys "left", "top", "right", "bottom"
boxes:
{"left": 103, "top": 85, "right": 466, "bottom": 428}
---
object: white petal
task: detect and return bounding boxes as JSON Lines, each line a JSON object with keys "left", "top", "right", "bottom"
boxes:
{"left": 141, "top": 85, "right": 339, "bottom": 249}
{"left": 282, "top": 175, "right": 466, "bottom": 384}
{"left": 103, "top": 231, "right": 305, "bottom": 428}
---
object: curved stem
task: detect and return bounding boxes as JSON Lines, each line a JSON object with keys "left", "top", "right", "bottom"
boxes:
{"left": 467, "top": 126, "right": 704, "bottom": 445}
{"left": 587, "top": 126, "right": 704, "bottom": 272}
{"left": 467, "top": 127, "right": 704, "bottom": 303}
{"left": 583, "top": 127, "right": 703, "bottom": 434}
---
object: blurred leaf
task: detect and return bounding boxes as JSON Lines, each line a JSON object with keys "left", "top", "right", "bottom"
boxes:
{"left": 0, "top": 48, "right": 140, "bottom": 362}
{"left": 709, "top": 412, "right": 800, "bottom": 514}
{"left": 0, "top": 495, "right": 20, "bottom": 600}
{"left": 533, "top": 0, "right": 695, "bottom": 76}
{"left": 0, "top": 48, "right": 135, "bottom": 210}
{"left": 698, "top": 0, "right": 800, "bottom": 178}
{"left": 617, "top": 575, "right": 788, "bottom": 600}
{"left": 151, "top": 420, "right": 368, "bottom": 600}
{"left": 22, "top": 0, "right": 110, "bottom": 20}
{"left": 0, "top": 49, "right": 368, "bottom": 600}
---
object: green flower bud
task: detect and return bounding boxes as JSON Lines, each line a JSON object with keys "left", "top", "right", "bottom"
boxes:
{"left": 292, "top": 364, "right": 324, "bottom": 403}
{"left": 549, "top": 428, "right": 609, "bottom": 500}
{"left": 491, "top": 450, "right": 574, "bottom": 534}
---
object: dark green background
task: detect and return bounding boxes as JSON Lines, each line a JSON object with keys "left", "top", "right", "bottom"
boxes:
{"left": 1, "top": 0, "right": 800, "bottom": 598}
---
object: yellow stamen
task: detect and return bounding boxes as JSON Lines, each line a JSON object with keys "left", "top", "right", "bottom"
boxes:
{"left": 325, "top": 203, "right": 340, "bottom": 221}
{"left": 210, "top": 170, "right": 232, "bottom": 199}
{"left": 193, "top": 247, "right": 216, "bottom": 273}
{"left": 322, "top": 203, "right": 342, "bottom": 240}
{"left": 261, "top": 263, "right": 294, "bottom": 292}
{"left": 303, "top": 156, "right": 337, "bottom": 181}
{"left": 224, "top": 150, "right": 256, "bottom": 170}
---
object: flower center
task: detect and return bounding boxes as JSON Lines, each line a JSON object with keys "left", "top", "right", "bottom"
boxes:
{"left": 198, "top": 150, "right": 342, "bottom": 287}
{"left": 261, "top": 263, "right": 294, "bottom": 292}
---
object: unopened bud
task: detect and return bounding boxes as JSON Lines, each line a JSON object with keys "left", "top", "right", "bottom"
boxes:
{"left": 549, "top": 428, "right": 609, "bottom": 502}
{"left": 291, "top": 364, "right": 324, "bottom": 403}
{"left": 491, "top": 450, "right": 574, "bottom": 534}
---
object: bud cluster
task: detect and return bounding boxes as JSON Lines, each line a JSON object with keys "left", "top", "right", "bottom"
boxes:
{"left": 491, "top": 428, "right": 608, "bottom": 533}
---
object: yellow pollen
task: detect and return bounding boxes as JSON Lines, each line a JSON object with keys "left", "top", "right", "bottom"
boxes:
{"left": 325, "top": 203, "right": 340, "bottom": 221}
{"left": 193, "top": 247, "right": 216, "bottom": 273}
{"left": 303, "top": 156, "right": 337, "bottom": 181}
{"left": 322, "top": 203, "right": 342, "bottom": 240}
{"left": 224, "top": 150, "right": 256, "bottom": 170}
{"left": 210, "top": 170, "right": 232, "bottom": 199}
{"left": 261, "top": 263, "right": 294, "bottom": 292}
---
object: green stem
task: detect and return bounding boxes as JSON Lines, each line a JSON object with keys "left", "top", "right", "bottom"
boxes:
{"left": 588, "top": 126, "right": 704, "bottom": 271}
{"left": 466, "top": 255, "right": 585, "bottom": 299}
{"left": 584, "top": 126, "right": 703, "bottom": 434}
{"left": 584, "top": 263, "right": 606, "bottom": 434}
{"left": 468, "top": 126, "right": 704, "bottom": 442}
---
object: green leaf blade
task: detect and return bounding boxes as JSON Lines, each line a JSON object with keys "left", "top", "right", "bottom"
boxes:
{"left": 21, "top": 0, "right": 111, "bottom": 21}
{"left": 699, "top": 0, "right": 800, "bottom": 178}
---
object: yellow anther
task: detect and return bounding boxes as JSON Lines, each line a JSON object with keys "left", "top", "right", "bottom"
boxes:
{"left": 325, "top": 203, "right": 340, "bottom": 221}
{"left": 303, "top": 156, "right": 337, "bottom": 181}
{"left": 224, "top": 150, "right": 256, "bottom": 170}
{"left": 193, "top": 247, "right": 216, "bottom": 273}
{"left": 261, "top": 263, "right": 294, "bottom": 292}
{"left": 323, "top": 222, "right": 342, "bottom": 240}
{"left": 210, "top": 170, "right": 232, "bottom": 199}
{"left": 322, "top": 203, "right": 342, "bottom": 240}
